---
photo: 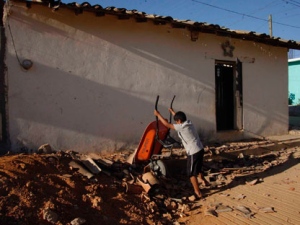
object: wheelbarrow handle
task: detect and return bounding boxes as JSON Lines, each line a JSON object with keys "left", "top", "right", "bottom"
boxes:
{"left": 155, "top": 95, "right": 159, "bottom": 111}
{"left": 169, "top": 95, "right": 176, "bottom": 123}
{"left": 155, "top": 95, "right": 160, "bottom": 138}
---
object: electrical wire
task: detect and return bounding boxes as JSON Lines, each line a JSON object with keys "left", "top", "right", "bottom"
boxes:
{"left": 191, "top": 0, "right": 300, "bottom": 29}
{"left": 7, "top": 19, "right": 22, "bottom": 65}
{"left": 282, "top": 0, "right": 300, "bottom": 7}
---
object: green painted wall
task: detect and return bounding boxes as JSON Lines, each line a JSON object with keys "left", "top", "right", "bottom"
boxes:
{"left": 288, "top": 58, "right": 300, "bottom": 105}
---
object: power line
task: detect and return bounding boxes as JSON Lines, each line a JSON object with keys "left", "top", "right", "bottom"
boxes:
{"left": 191, "top": 0, "right": 300, "bottom": 29}
{"left": 282, "top": 0, "right": 300, "bottom": 7}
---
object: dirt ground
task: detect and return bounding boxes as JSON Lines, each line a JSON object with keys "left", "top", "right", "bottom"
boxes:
{"left": 0, "top": 149, "right": 153, "bottom": 225}
{"left": 1, "top": 136, "right": 300, "bottom": 225}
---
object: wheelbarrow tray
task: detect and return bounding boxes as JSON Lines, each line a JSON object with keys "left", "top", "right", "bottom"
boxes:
{"left": 135, "top": 120, "right": 169, "bottom": 162}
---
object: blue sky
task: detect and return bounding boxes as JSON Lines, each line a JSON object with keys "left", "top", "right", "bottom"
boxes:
{"left": 63, "top": 0, "right": 300, "bottom": 58}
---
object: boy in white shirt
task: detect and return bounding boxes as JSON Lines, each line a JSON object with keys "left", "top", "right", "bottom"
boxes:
{"left": 154, "top": 108, "right": 210, "bottom": 199}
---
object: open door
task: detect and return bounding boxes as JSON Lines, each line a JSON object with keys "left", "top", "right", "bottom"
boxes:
{"left": 235, "top": 58, "right": 243, "bottom": 130}
{"left": 215, "top": 60, "right": 243, "bottom": 131}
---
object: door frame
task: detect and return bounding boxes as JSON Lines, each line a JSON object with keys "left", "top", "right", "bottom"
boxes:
{"left": 215, "top": 59, "right": 243, "bottom": 131}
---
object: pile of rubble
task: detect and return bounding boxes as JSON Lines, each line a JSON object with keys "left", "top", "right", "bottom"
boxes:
{"left": 1, "top": 139, "right": 298, "bottom": 224}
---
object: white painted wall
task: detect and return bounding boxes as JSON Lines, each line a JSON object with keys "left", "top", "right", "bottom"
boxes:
{"left": 4, "top": 3, "right": 288, "bottom": 152}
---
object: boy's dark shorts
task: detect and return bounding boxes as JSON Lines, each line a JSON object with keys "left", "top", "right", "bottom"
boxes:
{"left": 187, "top": 149, "right": 204, "bottom": 177}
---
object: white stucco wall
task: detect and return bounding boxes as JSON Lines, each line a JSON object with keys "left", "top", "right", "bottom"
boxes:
{"left": 4, "top": 3, "right": 289, "bottom": 152}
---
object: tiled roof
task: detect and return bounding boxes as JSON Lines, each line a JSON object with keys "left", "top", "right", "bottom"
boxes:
{"left": 17, "top": 0, "right": 300, "bottom": 50}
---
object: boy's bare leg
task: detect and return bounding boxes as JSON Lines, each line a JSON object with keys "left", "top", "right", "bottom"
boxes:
{"left": 198, "top": 173, "right": 210, "bottom": 186}
{"left": 190, "top": 176, "right": 202, "bottom": 198}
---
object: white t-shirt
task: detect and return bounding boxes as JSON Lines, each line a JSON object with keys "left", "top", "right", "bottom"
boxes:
{"left": 173, "top": 120, "right": 203, "bottom": 156}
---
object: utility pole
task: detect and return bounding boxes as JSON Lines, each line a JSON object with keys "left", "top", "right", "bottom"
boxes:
{"left": 268, "top": 14, "right": 273, "bottom": 37}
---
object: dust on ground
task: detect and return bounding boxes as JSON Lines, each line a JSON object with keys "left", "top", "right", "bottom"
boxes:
{"left": 1, "top": 137, "right": 300, "bottom": 225}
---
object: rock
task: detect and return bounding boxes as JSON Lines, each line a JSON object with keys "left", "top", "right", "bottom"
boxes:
{"left": 38, "top": 144, "right": 53, "bottom": 154}
{"left": 70, "top": 217, "right": 86, "bottom": 225}
{"left": 235, "top": 205, "right": 251, "bottom": 214}
{"left": 236, "top": 194, "right": 246, "bottom": 200}
{"left": 147, "top": 201, "right": 158, "bottom": 213}
{"left": 164, "top": 198, "right": 177, "bottom": 210}
{"left": 246, "top": 179, "right": 258, "bottom": 186}
{"left": 238, "top": 153, "right": 244, "bottom": 159}
{"left": 215, "top": 205, "right": 233, "bottom": 213}
{"left": 91, "top": 196, "right": 102, "bottom": 208}
{"left": 42, "top": 208, "right": 58, "bottom": 223}
{"left": 259, "top": 207, "right": 275, "bottom": 213}
{"left": 204, "top": 208, "right": 217, "bottom": 217}
{"left": 188, "top": 195, "right": 197, "bottom": 202}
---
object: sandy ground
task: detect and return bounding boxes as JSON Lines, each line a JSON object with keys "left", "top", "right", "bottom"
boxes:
{"left": 179, "top": 146, "right": 300, "bottom": 225}
{"left": 1, "top": 136, "right": 300, "bottom": 225}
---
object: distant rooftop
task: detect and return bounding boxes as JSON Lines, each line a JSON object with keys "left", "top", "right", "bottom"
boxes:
{"left": 288, "top": 58, "right": 300, "bottom": 63}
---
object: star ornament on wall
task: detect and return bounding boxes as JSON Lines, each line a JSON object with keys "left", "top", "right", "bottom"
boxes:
{"left": 221, "top": 41, "right": 235, "bottom": 57}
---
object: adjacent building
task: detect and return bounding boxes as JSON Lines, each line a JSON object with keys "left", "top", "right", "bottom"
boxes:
{"left": 288, "top": 58, "right": 300, "bottom": 105}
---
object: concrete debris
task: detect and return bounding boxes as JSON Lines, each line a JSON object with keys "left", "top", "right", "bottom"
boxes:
{"left": 69, "top": 160, "right": 94, "bottom": 179}
{"left": 126, "top": 148, "right": 138, "bottom": 165}
{"left": 215, "top": 204, "right": 233, "bottom": 213}
{"left": 141, "top": 193, "right": 151, "bottom": 202}
{"left": 236, "top": 194, "right": 246, "bottom": 200}
{"left": 88, "top": 195, "right": 102, "bottom": 208}
{"left": 147, "top": 201, "right": 159, "bottom": 213}
{"left": 12, "top": 137, "right": 298, "bottom": 224}
{"left": 136, "top": 177, "right": 152, "bottom": 193}
{"left": 42, "top": 208, "right": 58, "bottom": 223}
{"left": 238, "top": 153, "right": 244, "bottom": 158}
{"left": 164, "top": 198, "right": 178, "bottom": 210}
{"left": 188, "top": 195, "right": 197, "bottom": 202}
{"left": 70, "top": 217, "right": 86, "bottom": 225}
{"left": 180, "top": 204, "right": 191, "bottom": 214}
{"left": 78, "top": 155, "right": 102, "bottom": 174}
{"left": 204, "top": 208, "right": 218, "bottom": 217}
{"left": 235, "top": 205, "right": 252, "bottom": 217}
{"left": 246, "top": 178, "right": 258, "bottom": 186}
{"left": 259, "top": 207, "right": 275, "bottom": 213}
{"left": 96, "top": 158, "right": 114, "bottom": 168}
{"left": 38, "top": 144, "right": 54, "bottom": 154}
{"left": 142, "top": 172, "right": 160, "bottom": 186}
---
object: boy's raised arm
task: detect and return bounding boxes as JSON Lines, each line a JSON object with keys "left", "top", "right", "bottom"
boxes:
{"left": 169, "top": 108, "right": 175, "bottom": 116}
{"left": 154, "top": 110, "right": 175, "bottom": 130}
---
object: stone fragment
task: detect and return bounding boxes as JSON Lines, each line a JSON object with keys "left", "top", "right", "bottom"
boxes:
{"left": 204, "top": 208, "right": 217, "bottom": 217}
{"left": 70, "top": 217, "right": 86, "bottom": 225}
{"left": 147, "top": 201, "right": 158, "bottom": 213}
{"left": 236, "top": 194, "right": 246, "bottom": 200}
{"left": 42, "top": 208, "right": 58, "bottom": 223}
{"left": 78, "top": 155, "right": 102, "bottom": 174}
{"left": 259, "top": 207, "right": 275, "bottom": 213}
{"left": 246, "top": 179, "right": 258, "bottom": 186}
{"left": 235, "top": 205, "right": 251, "bottom": 215}
{"left": 69, "top": 160, "right": 94, "bottom": 179}
{"left": 38, "top": 144, "right": 53, "bottom": 154}
{"left": 164, "top": 198, "right": 177, "bottom": 210}
{"left": 215, "top": 205, "right": 233, "bottom": 213}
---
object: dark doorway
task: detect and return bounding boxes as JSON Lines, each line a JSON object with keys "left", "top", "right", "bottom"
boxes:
{"left": 215, "top": 60, "right": 243, "bottom": 131}
{"left": 215, "top": 62, "right": 235, "bottom": 130}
